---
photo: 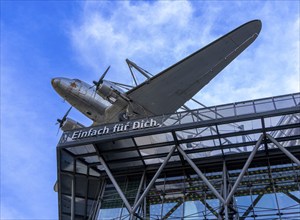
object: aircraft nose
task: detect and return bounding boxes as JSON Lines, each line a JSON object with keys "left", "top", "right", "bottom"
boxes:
{"left": 51, "top": 78, "right": 60, "bottom": 88}
{"left": 51, "top": 77, "right": 73, "bottom": 96}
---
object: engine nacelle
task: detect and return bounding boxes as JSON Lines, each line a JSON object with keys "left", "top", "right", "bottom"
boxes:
{"left": 61, "top": 118, "right": 84, "bottom": 131}
{"left": 97, "top": 80, "right": 126, "bottom": 104}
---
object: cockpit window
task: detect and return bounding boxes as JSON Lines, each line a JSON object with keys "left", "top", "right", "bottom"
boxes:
{"left": 73, "top": 79, "right": 81, "bottom": 82}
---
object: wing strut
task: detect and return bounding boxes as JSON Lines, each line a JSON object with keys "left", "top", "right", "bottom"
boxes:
{"left": 126, "top": 59, "right": 153, "bottom": 86}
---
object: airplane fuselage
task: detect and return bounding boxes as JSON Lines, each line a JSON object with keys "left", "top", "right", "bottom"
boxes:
{"left": 52, "top": 78, "right": 111, "bottom": 123}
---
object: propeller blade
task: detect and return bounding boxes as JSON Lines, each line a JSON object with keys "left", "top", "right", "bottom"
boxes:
{"left": 62, "top": 106, "right": 72, "bottom": 120}
{"left": 95, "top": 66, "right": 110, "bottom": 91}
{"left": 88, "top": 84, "right": 95, "bottom": 89}
{"left": 99, "top": 66, "right": 110, "bottom": 83}
{"left": 56, "top": 106, "right": 72, "bottom": 128}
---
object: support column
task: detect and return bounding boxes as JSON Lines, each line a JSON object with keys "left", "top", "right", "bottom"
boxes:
{"left": 71, "top": 176, "right": 75, "bottom": 220}
{"left": 223, "top": 161, "right": 229, "bottom": 220}
{"left": 143, "top": 175, "right": 147, "bottom": 219}
{"left": 71, "top": 159, "right": 76, "bottom": 220}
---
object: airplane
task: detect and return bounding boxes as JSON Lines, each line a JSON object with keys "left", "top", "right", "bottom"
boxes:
{"left": 52, "top": 20, "right": 262, "bottom": 131}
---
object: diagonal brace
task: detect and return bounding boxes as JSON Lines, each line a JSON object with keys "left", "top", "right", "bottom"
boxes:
{"left": 225, "top": 134, "right": 264, "bottom": 205}
{"left": 266, "top": 134, "right": 300, "bottom": 166}
{"left": 131, "top": 171, "right": 146, "bottom": 220}
{"left": 134, "top": 171, "right": 146, "bottom": 205}
{"left": 132, "top": 145, "right": 176, "bottom": 213}
{"left": 176, "top": 145, "right": 225, "bottom": 203}
{"left": 98, "top": 155, "right": 133, "bottom": 214}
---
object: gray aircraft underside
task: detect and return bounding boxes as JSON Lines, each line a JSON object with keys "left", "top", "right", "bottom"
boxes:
{"left": 52, "top": 20, "right": 261, "bottom": 130}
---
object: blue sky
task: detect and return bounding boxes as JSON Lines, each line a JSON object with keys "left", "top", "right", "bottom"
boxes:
{"left": 1, "top": 1, "right": 299, "bottom": 219}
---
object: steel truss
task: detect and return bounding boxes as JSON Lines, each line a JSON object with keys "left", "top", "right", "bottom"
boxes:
{"left": 93, "top": 133, "right": 299, "bottom": 220}
{"left": 57, "top": 92, "right": 300, "bottom": 220}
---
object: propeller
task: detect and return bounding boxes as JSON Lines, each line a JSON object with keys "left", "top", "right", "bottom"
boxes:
{"left": 56, "top": 106, "right": 72, "bottom": 135}
{"left": 91, "top": 66, "right": 110, "bottom": 91}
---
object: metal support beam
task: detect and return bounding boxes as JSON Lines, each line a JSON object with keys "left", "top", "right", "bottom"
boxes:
{"left": 71, "top": 176, "right": 75, "bottom": 220}
{"left": 71, "top": 159, "right": 76, "bottom": 220}
{"left": 131, "top": 171, "right": 146, "bottom": 220}
{"left": 266, "top": 134, "right": 300, "bottom": 166}
{"left": 176, "top": 145, "right": 225, "bottom": 203}
{"left": 84, "top": 168, "right": 89, "bottom": 219}
{"left": 132, "top": 146, "right": 176, "bottom": 213}
{"left": 225, "top": 134, "right": 264, "bottom": 205}
{"left": 98, "top": 155, "right": 133, "bottom": 214}
{"left": 199, "top": 199, "right": 218, "bottom": 218}
{"left": 134, "top": 171, "right": 146, "bottom": 206}
{"left": 143, "top": 175, "right": 147, "bottom": 219}
{"left": 126, "top": 60, "right": 138, "bottom": 86}
{"left": 284, "top": 191, "right": 300, "bottom": 204}
{"left": 223, "top": 161, "right": 229, "bottom": 220}
{"left": 162, "top": 200, "right": 183, "bottom": 220}
{"left": 240, "top": 194, "right": 263, "bottom": 219}
{"left": 126, "top": 59, "right": 153, "bottom": 80}
{"left": 121, "top": 177, "right": 129, "bottom": 219}
{"left": 89, "top": 179, "right": 106, "bottom": 220}
{"left": 132, "top": 213, "right": 143, "bottom": 220}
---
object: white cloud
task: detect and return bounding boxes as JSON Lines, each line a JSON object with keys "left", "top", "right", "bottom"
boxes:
{"left": 70, "top": 1, "right": 220, "bottom": 84}
{"left": 194, "top": 2, "right": 300, "bottom": 106}
{"left": 69, "top": 1, "right": 299, "bottom": 108}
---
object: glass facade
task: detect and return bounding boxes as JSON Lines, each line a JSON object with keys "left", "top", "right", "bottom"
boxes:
{"left": 96, "top": 163, "right": 300, "bottom": 219}
{"left": 57, "top": 93, "right": 300, "bottom": 219}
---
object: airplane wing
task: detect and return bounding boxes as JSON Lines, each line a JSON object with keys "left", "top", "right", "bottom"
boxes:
{"left": 127, "top": 20, "right": 262, "bottom": 115}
